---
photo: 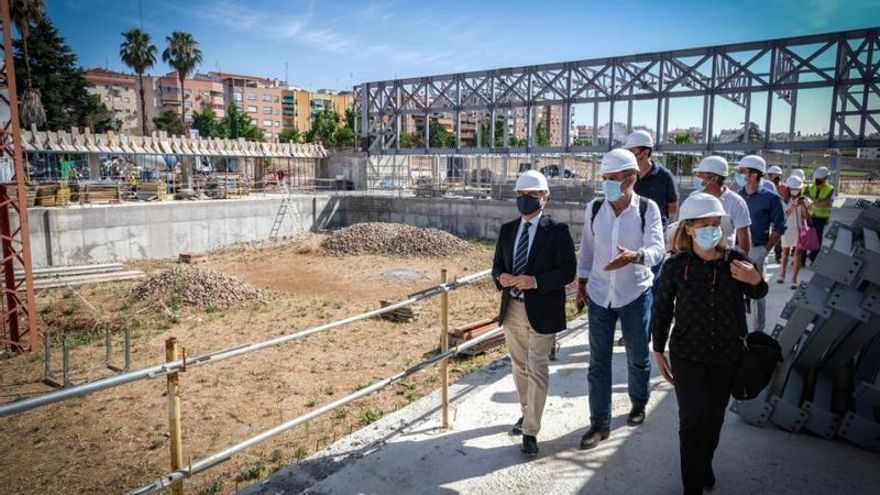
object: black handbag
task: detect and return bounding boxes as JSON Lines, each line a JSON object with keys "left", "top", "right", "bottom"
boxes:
{"left": 731, "top": 331, "right": 783, "bottom": 401}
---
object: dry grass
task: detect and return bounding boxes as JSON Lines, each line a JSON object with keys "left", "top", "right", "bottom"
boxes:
{"left": 0, "top": 234, "right": 503, "bottom": 495}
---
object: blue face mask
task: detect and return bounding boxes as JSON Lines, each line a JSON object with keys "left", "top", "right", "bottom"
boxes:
{"left": 693, "top": 176, "right": 704, "bottom": 190}
{"left": 734, "top": 173, "right": 747, "bottom": 187}
{"left": 516, "top": 194, "right": 542, "bottom": 216}
{"left": 694, "top": 225, "right": 723, "bottom": 250}
{"left": 603, "top": 180, "right": 622, "bottom": 202}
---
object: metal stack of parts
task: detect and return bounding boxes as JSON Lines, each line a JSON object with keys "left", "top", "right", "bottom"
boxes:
{"left": 732, "top": 199, "right": 880, "bottom": 453}
{"left": 18, "top": 263, "right": 145, "bottom": 289}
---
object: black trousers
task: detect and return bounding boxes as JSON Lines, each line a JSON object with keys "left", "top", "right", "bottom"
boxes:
{"left": 671, "top": 356, "right": 737, "bottom": 495}
{"left": 808, "top": 216, "right": 828, "bottom": 263}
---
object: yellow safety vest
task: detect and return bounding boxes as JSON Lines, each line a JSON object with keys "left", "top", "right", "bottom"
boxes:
{"left": 807, "top": 183, "right": 834, "bottom": 219}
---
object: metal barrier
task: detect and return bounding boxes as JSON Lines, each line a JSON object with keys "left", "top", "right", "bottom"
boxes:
{"left": 731, "top": 198, "right": 880, "bottom": 453}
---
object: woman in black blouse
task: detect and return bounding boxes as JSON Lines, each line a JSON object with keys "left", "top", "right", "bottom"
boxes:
{"left": 652, "top": 192, "right": 768, "bottom": 495}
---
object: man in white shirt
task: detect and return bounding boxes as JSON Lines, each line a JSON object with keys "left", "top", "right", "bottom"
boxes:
{"left": 575, "top": 148, "right": 665, "bottom": 450}
{"left": 689, "top": 156, "right": 752, "bottom": 254}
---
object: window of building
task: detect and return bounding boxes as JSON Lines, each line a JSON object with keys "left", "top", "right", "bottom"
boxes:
{"left": 274, "top": 121, "right": 280, "bottom": 127}
{"left": 233, "top": 91, "right": 243, "bottom": 101}
{"left": 247, "top": 105, "right": 258, "bottom": 113}
{"left": 274, "top": 96, "right": 280, "bottom": 103}
{"left": 199, "top": 90, "right": 210, "bottom": 98}
{"left": 263, "top": 107, "right": 272, "bottom": 114}
{"left": 274, "top": 108, "right": 280, "bottom": 115}
{"left": 247, "top": 92, "right": 257, "bottom": 100}
{"left": 262, "top": 94, "right": 272, "bottom": 102}
{"left": 263, "top": 119, "right": 273, "bottom": 126}
{"left": 123, "top": 97, "right": 130, "bottom": 103}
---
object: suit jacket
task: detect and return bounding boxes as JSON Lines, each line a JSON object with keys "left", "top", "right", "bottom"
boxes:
{"left": 491, "top": 214, "right": 577, "bottom": 334}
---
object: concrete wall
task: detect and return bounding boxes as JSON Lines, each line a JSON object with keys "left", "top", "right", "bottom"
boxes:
{"left": 26, "top": 195, "right": 337, "bottom": 267}
{"left": 320, "top": 152, "right": 368, "bottom": 188}
{"left": 338, "top": 196, "right": 587, "bottom": 242}
{"left": 22, "top": 193, "right": 588, "bottom": 268}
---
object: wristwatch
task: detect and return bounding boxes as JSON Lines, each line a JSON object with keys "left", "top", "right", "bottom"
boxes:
{"left": 636, "top": 249, "right": 645, "bottom": 265}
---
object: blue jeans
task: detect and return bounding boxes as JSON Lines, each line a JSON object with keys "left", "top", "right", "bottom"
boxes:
{"left": 588, "top": 290, "right": 653, "bottom": 428}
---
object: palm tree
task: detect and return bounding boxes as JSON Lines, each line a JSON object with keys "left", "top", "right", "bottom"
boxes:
{"left": 119, "top": 29, "right": 157, "bottom": 136}
{"left": 161, "top": 31, "right": 202, "bottom": 134}
{"left": 10, "top": 0, "right": 47, "bottom": 127}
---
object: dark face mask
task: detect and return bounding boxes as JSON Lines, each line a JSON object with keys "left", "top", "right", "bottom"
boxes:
{"left": 815, "top": 179, "right": 824, "bottom": 186}
{"left": 771, "top": 176, "right": 780, "bottom": 184}
{"left": 516, "top": 195, "right": 542, "bottom": 216}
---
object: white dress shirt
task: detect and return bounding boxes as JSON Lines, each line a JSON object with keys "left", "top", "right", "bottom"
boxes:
{"left": 512, "top": 212, "right": 541, "bottom": 262}
{"left": 577, "top": 194, "right": 665, "bottom": 309}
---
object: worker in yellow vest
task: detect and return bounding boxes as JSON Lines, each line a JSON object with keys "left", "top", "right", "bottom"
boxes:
{"left": 805, "top": 166, "right": 835, "bottom": 264}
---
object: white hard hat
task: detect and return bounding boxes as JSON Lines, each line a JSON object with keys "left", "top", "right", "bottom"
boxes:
{"left": 792, "top": 168, "right": 805, "bottom": 179}
{"left": 737, "top": 155, "right": 766, "bottom": 174}
{"left": 767, "top": 165, "right": 783, "bottom": 175}
{"left": 623, "top": 130, "right": 654, "bottom": 149}
{"left": 694, "top": 155, "right": 729, "bottom": 177}
{"left": 600, "top": 148, "right": 639, "bottom": 174}
{"left": 785, "top": 175, "right": 803, "bottom": 190}
{"left": 514, "top": 169, "right": 549, "bottom": 192}
{"left": 679, "top": 192, "right": 727, "bottom": 221}
{"left": 813, "top": 166, "right": 830, "bottom": 180}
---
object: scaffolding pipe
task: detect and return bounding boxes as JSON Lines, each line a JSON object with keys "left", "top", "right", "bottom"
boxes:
{"left": 0, "top": 269, "right": 493, "bottom": 418}
{"left": 124, "top": 323, "right": 505, "bottom": 495}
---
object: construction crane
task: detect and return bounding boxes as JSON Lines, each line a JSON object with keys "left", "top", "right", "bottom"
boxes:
{"left": 0, "top": 0, "right": 38, "bottom": 352}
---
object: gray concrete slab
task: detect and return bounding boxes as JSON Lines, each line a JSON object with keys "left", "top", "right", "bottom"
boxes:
{"left": 241, "top": 261, "right": 879, "bottom": 495}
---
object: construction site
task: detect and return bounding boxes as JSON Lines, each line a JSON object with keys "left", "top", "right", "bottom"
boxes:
{"left": 0, "top": 2, "right": 879, "bottom": 494}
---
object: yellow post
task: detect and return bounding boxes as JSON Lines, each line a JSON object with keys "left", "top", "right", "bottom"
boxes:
{"left": 166, "top": 337, "right": 184, "bottom": 495}
{"left": 440, "top": 269, "right": 450, "bottom": 429}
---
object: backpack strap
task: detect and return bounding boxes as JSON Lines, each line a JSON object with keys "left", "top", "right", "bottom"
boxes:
{"left": 591, "top": 197, "right": 647, "bottom": 234}
{"left": 590, "top": 199, "right": 604, "bottom": 236}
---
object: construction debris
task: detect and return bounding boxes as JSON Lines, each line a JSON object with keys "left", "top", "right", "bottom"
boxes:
{"left": 449, "top": 317, "right": 503, "bottom": 355}
{"left": 20, "top": 263, "right": 145, "bottom": 289}
{"left": 321, "top": 222, "right": 471, "bottom": 257}
{"left": 178, "top": 252, "right": 207, "bottom": 264}
{"left": 129, "top": 265, "right": 267, "bottom": 308}
{"left": 378, "top": 300, "right": 420, "bottom": 323}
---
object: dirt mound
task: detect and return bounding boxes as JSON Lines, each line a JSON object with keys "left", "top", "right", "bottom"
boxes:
{"left": 321, "top": 222, "right": 471, "bottom": 257}
{"left": 130, "top": 265, "right": 267, "bottom": 308}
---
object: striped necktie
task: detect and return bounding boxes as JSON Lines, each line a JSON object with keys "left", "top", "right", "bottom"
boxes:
{"left": 511, "top": 221, "right": 531, "bottom": 298}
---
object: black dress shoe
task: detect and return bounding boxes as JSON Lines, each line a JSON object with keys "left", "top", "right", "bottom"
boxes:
{"left": 521, "top": 434, "right": 539, "bottom": 455}
{"left": 627, "top": 406, "right": 646, "bottom": 426}
{"left": 704, "top": 464, "right": 716, "bottom": 491}
{"left": 511, "top": 416, "right": 524, "bottom": 435}
{"left": 578, "top": 425, "right": 610, "bottom": 450}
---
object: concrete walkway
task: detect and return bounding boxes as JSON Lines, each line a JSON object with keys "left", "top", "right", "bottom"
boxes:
{"left": 241, "top": 261, "right": 880, "bottom": 495}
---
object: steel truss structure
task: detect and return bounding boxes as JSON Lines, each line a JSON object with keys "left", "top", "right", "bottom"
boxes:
{"left": 0, "top": 0, "right": 38, "bottom": 352}
{"left": 356, "top": 27, "right": 880, "bottom": 155}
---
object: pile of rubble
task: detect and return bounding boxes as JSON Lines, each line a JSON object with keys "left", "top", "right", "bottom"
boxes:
{"left": 321, "top": 223, "right": 471, "bottom": 257}
{"left": 130, "top": 266, "right": 267, "bottom": 309}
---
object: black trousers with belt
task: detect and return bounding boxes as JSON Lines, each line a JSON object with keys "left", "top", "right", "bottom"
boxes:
{"left": 671, "top": 355, "right": 737, "bottom": 495}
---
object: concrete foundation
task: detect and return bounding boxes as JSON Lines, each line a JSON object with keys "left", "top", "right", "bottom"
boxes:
{"left": 22, "top": 193, "right": 588, "bottom": 267}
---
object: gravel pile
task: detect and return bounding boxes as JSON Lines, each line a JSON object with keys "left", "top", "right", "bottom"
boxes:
{"left": 130, "top": 266, "right": 267, "bottom": 308}
{"left": 321, "top": 222, "right": 471, "bottom": 257}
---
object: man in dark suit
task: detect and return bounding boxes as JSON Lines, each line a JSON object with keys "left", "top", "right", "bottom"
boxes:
{"left": 492, "top": 169, "right": 577, "bottom": 456}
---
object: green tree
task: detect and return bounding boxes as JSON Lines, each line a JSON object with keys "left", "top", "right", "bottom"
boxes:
{"left": 399, "top": 132, "right": 416, "bottom": 148}
{"left": 191, "top": 106, "right": 221, "bottom": 138}
{"left": 573, "top": 136, "right": 592, "bottom": 147}
{"left": 81, "top": 93, "right": 118, "bottom": 133}
{"left": 12, "top": 16, "right": 103, "bottom": 131}
{"left": 305, "top": 108, "right": 341, "bottom": 146}
{"left": 119, "top": 28, "right": 157, "bottom": 136}
{"left": 429, "top": 121, "right": 455, "bottom": 148}
{"left": 336, "top": 126, "right": 356, "bottom": 147}
{"left": 11, "top": 0, "right": 47, "bottom": 128}
{"left": 218, "top": 104, "right": 264, "bottom": 141}
{"left": 153, "top": 110, "right": 183, "bottom": 135}
{"left": 162, "top": 31, "right": 202, "bottom": 133}
{"left": 278, "top": 127, "right": 301, "bottom": 143}
{"left": 344, "top": 106, "right": 356, "bottom": 131}
{"left": 535, "top": 120, "right": 550, "bottom": 147}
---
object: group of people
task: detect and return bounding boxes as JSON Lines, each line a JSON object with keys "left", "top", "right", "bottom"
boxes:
{"left": 491, "top": 130, "right": 835, "bottom": 494}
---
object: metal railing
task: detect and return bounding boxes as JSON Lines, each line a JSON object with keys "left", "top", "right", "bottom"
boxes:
{"left": 0, "top": 265, "right": 503, "bottom": 494}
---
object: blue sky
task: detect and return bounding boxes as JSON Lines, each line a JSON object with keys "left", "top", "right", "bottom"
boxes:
{"left": 48, "top": 0, "right": 880, "bottom": 132}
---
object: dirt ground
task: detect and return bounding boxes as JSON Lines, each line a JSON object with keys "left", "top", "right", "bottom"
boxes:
{"left": 0, "top": 234, "right": 508, "bottom": 495}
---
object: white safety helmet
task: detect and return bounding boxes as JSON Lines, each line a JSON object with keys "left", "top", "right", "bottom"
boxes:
{"left": 767, "top": 165, "right": 783, "bottom": 175}
{"left": 738, "top": 155, "right": 767, "bottom": 174}
{"left": 792, "top": 168, "right": 805, "bottom": 179}
{"left": 600, "top": 148, "right": 639, "bottom": 175}
{"left": 785, "top": 175, "right": 803, "bottom": 190}
{"left": 623, "top": 130, "right": 654, "bottom": 149}
{"left": 514, "top": 169, "right": 549, "bottom": 192}
{"left": 694, "top": 155, "right": 729, "bottom": 177}
{"left": 679, "top": 192, "right": 727, "bottom": 221}
{"left": 813, "top": 166, "right": 830, "bottom": 180}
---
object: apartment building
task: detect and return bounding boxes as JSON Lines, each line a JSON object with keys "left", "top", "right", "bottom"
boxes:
{"left": 84, "top": 68, "right": 157, "bottom": 134}
{"left": 154, "top": 72, "right": 226, "bottom": 125}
